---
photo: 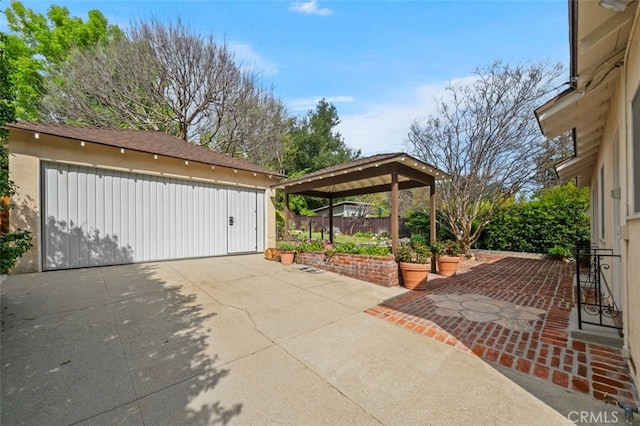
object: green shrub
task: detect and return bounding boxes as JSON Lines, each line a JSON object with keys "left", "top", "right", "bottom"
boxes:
{"left": 395, "top": 245, "right": 414, "bottom": 263}
{"left": 276, "top": 240, "right": 297, "bottom": 251}
{"left": 359, "top": 245, "right": 391, "bottom": 256}
{"left": 297, "top": 240, "right": 324, "bottom": 252}
{"left": 410, "top": 233, "right": 427, "bottom": 246}
{"left": 0, "top": 229, "right": 32, "bottom": 274}
{"left": 395, "top": 242, "right": 429, "bottom": 264}
{"left": 404, "top": 210, "right": 455, "bottom": 240}
{"left": 276, "top": 211, "right": 285, "bottom": 240}
{"left": 478, "top": 184, "right": 590, "bottom": 254}
{"left": 327, "top": 242, "right": 390, "bottom": 257}
{"left": 332, "top": 241, "right": 359, "bottom": 254}
{"left": 548, "top": 245, "right": 572, "bottom": 260}
{"left": 430, "top": 240, "right": 461, "bottom": 257}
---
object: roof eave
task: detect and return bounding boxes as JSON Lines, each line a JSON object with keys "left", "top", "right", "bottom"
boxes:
{"left": 6, "top": 123, "right": 285, "bottom": 178}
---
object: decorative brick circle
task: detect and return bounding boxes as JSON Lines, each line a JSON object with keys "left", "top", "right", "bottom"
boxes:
{"left": 428, "top": 293, "right": 545, "bottom": 332}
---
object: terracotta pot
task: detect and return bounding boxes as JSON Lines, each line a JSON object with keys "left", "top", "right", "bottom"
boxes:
{"left": 399, "top": 262, "right": 429, "bottom": 290}
{"left": 437, "top": 256, "right": 460, "bottom": 277}
{"left": 280, "top": 251, "right": 295, "bottom": 265}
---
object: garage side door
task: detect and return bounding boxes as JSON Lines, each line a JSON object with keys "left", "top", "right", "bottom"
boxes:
{"left": 227, "top": 188, "right": 264, "bottom": 254}
{"left": 41, "top": 162, "right": 229, "bottom": 270}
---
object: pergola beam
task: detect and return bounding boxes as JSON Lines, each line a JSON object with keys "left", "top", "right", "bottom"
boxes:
{"left": 291, "top": 180, "right": 426, "bottom": 198}
{"left": 395, "top": 163, "right": 436, "bottom": 187}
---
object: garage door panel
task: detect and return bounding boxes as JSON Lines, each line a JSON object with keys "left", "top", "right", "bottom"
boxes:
{"left": 42, "top": 162, "right": 261, "bottom": 270}
{"left": 77, "top": 170, "right": 89, "bottom": 267}
{"left": 257, "top": 191, "right": 265, "bottom": 251}
{"left": 42, "top": 162, "right": 245, "bottom": 270}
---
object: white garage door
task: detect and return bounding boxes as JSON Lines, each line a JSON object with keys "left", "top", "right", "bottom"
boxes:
{"left": 41, "top": 162, "right": 264, "bottom": 270}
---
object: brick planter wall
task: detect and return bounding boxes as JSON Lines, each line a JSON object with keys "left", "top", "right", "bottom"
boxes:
{"left": 297, "top": 251, "right": 399, "bottom": 287}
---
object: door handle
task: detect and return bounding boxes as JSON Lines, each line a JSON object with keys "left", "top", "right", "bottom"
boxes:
{"left": 229, "top": 216, "right": 234, "bottom": 226}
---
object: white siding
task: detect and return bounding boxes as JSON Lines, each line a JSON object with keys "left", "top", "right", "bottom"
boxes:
{"left": 41, "top": 162, "right": 264, "bottom": 270}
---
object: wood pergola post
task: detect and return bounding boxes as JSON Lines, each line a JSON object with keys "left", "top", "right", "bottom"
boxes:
{"left": 328, "top": 196, "right": 334, "bottom": 244}
{"left": 284, "top": 191, "right": 290, "bottom": 240}
{"left": 430, "top": 184, "right": 437, "bottom": 273}
{"left": 391, "top": 165, "right": 399, "bottom": 255}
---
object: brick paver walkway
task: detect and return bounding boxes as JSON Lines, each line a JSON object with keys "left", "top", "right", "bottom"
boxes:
{"left": 365, "top": 256, "right": 639, "bottom": 405}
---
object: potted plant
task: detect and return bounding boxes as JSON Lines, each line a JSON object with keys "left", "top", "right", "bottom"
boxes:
{"left": 277, "top": 241, "right": 297, "bottom": 265}
{"left": 396, "top": 242, "right": 431, "bottom": 290}
{"left": 431, "top": 240, "right": 461, "bottom": 277}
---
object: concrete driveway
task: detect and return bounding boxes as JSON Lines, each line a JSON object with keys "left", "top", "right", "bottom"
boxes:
{"left": 1, "top": 255, "right": 570, "bottom": 425}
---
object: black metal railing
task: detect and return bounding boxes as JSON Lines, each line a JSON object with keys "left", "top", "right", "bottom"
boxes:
{"left": 575, "top": 243, "right": 623, "bottom": 334}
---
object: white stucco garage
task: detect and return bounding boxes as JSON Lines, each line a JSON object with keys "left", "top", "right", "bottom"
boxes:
{"left": 5, "top": 122, "right": 282, "bottom": 272}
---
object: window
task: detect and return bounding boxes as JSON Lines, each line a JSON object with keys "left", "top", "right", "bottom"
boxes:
{"left": 633, "top": 88, "right": 640, "bottom": 213}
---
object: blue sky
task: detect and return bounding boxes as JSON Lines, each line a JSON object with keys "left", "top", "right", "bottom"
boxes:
{"left": 5, "top": 0, "right": 569, "bottom": 155}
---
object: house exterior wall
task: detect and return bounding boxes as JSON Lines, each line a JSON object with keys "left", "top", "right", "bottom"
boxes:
{"left": 315, "top": 205, "right": 347, "bottom": 217}
{"left": 591, "top": 81, "right": 624, "bottom": 309}
{"left": 593, "top": 12, "right": 640, "bottom": 385}
{"left": 314, "top": 203, "right": 373, "bottom": 217}
{"left": 7, "top": 128, "right": 277, "bottom": 273}
{"left": 622, "top": 15, "right": 640, "bottom": 384}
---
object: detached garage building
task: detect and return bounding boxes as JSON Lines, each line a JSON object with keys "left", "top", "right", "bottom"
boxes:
{"left": 5, "top": 122, "right": 283, "bottom": 273}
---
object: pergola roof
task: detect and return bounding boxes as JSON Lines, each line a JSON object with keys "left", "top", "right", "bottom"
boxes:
{"left": 272, "top": 152, "right": 451, "bottom": 197}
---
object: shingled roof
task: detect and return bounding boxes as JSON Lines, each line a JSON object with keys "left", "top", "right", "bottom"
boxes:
{"left": 5, "top": 122, "right": 285, "bottom": 177}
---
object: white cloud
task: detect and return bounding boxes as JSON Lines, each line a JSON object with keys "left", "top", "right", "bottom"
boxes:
{"left": 289, "top": 1, "right": 334, "bottom": 16}
{"left": 288, "top": 95, "right": 355, "bottom": 112}
{"left": 337, "top": 77, "right": 477, "bottom": 156}
{"left": 228, "top": 41, "right": 279, "bottom": 77}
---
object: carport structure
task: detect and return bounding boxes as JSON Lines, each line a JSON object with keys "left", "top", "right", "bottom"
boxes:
{"left": 272, "top": 153, "right": 451, "bottom": 259}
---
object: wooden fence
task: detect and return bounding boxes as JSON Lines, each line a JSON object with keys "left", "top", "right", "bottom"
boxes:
{"left": 292, "top": 215, "right": 408, "bottom": 237}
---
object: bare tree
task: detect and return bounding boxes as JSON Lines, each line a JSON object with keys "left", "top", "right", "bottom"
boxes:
{"left": 346, "top": 203, "right": 372, "bottom": 235}
{"left": 407, "top": 61, "right": 564, "bottom": 252}
{"left": 41, "top": 19, "right": 287, "bottom": 167}
{"left": 42, "top": 35, "right": 170, "bottom": 131}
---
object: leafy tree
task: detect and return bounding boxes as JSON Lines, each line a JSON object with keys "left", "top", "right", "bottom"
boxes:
{"left": 407, "top": 60, "right": 564, "bottom": 252}
{"left": 358, "top": 192, "right": 390, "bottom": 217}
{"left": 1, "top": 34, "right": 16, "bottom": 197}
{"left": 1, "top": 32, "right": 32, "bottom": 273}
{"left": 3, "top": 0, "right": 122, "bottom": 119}
{"left": 280, "top": 99, "right": 360, "bottom": 215}
{"left": 284, "top": 99, "right": 360, "bottom": 175}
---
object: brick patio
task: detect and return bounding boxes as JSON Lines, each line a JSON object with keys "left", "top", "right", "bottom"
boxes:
{"left": 365, "top": 256, "right": 639, "bottom": 405}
